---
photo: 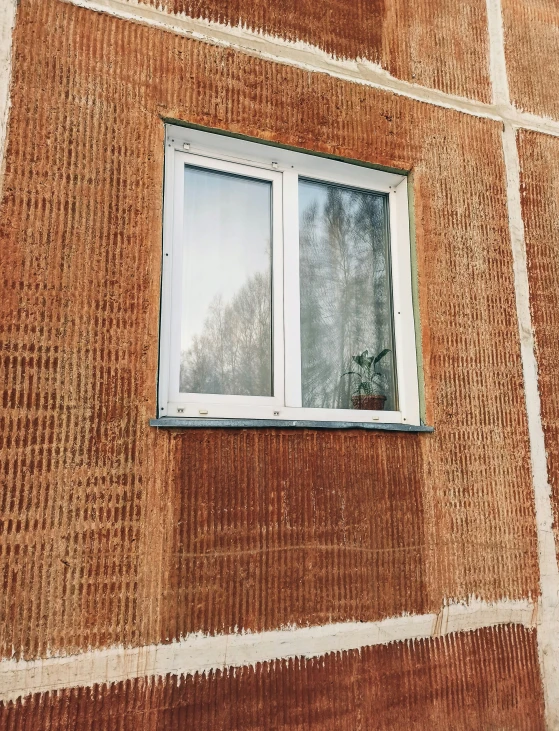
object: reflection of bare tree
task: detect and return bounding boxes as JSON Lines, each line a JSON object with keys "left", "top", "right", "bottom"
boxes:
{"left": 180, "top": 272, "right": 272, "bottom": 396}
{"left": 300, "top": 184, "right": 394, "bottom": 409}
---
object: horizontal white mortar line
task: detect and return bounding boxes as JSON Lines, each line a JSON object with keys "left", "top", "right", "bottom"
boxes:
{"left": 58, "top": 0, "right": 559, "bottom": 138}
{"left": 0, "top": 598, "right": 537, "bottom": 703}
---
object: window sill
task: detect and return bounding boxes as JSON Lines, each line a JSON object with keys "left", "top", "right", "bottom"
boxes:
{"left": 149, "top": 417, "right": 434, "bottom": 432}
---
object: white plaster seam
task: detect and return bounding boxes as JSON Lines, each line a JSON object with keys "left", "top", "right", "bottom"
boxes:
{"left": 502, "top": 123, "right": 559, "bottom": 731}
{"left": 486, "top": 0, "right": 510, "bottom": 108}
{"left": 485, "top": 0, "right": 559, "bottom": 727}
{"left": 58, "top": 0, "right": 559, "bottom": 138}
{"left": 0, "top": 0, "right": 17, "bottom": 198}
{"left": 0, "top": 599, "right": 537, "bottom": 703}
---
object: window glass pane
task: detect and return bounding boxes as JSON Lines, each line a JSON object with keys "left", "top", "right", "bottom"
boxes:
{"left": 299, "top": 179, "right": 397, "bottom": 411}
{"left": 180, "top": 166, "right": 273, "bottom": 396}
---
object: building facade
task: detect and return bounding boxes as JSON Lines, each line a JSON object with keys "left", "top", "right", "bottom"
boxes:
{"left": 1, "top": 0, "right": 559, "bottom": 727}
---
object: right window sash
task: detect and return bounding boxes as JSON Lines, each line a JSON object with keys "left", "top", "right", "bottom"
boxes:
{"left": 281, "top": 158, "right": 419, "bottom": 427}
{"left": 298, "top": 177, "right": 397, "bottom": 413}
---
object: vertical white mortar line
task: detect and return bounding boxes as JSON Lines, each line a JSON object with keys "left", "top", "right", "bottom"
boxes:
{"left": 487, "top": 0, "right": 559, "bottom": 725}
{"left": 0, "top": 0, "right": 17, "bottom": 199}
{"left": 502, "top": 123, "right": 559, "bottom": 730}
{"left": 485, "top": 0, "right": 510, "bottom": 107}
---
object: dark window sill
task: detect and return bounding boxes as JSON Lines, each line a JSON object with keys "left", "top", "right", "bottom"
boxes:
{"left": 150, "top": 418, "right": 433, "bottom": 432}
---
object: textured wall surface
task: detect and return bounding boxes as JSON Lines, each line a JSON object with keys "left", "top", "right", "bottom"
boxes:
{"left": 0, "top": 0, "right": 539, "bottom": 661}
{"left": 519, "top": 129, "right": 559, "bottom": 561}
{"left": 502, "top": 0, "right": 559, "bottom": 118}
{"left": 0, "top": 626, "right": 545, "bottom": 730}
{"left": 165, "top": 430, "right": 428, "bottom": 636}
{"left": 145, "top": 0, "right": 492, "bottom": 102}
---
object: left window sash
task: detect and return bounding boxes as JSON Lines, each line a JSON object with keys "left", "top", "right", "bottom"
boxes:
{"left": 159, "top": 149, "right": 285, "bottom": 418}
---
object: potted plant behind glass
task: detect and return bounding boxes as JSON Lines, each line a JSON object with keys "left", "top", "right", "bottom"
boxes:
{"left": 342, "top": 349, "right": 391, "bottom": 411}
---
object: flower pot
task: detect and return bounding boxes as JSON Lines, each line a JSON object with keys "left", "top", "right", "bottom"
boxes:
{"left": 351, "top": 394, "right": 386, "bottom": 411}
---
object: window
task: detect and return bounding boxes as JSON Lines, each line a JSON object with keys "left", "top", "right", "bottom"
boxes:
{"left": 158, "top": 125, "right": 421, "bottom": 426}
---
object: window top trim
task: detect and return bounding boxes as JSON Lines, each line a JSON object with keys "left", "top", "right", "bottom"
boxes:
{"left": 166, "top": 125, "right": 406, "bottom": 192}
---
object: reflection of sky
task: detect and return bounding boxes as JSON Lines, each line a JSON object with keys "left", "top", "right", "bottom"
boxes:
{"left": 181, "top": 166, "right": 272, "bottom": 350}
{"left": 299, "top": 179, "right": 327, "bottom": 226}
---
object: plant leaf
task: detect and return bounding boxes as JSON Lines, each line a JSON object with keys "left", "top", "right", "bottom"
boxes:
{"left": 373, "top": 348, "right": 390, "bottom": 366}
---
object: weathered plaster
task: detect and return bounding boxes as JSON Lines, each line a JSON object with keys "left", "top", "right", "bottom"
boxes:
{"left": 1, "top": 0, "right": 557, "bottom": 725}
{"left": 486, "top": 0, "right": 510, "bottom": 108}
{"left": 59, "top": 0, "right": 559, "bottom": 138}
{"left": 503, "top": 122, "right": 559, "bottom": 730}
{"left": 1, "top": 625, "right": 546, "bottom": 729}
{"left": 0, "top": 0, "right": 17, "bottom": 196}
{"left": 486, "top": 0, "right": 559, "bottom": 726}
{"left": 0, "top": 599, "right": 536, "bottom": 703}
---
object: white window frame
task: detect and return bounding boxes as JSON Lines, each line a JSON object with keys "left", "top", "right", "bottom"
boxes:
{"left": 158, "top": 125, "right": 421, "bottom": 426}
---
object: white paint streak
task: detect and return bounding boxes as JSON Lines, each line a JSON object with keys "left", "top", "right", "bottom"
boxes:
{"left": 502, "top": 123, "right": 559, "bottom": 731}
{"left": 59, "top": 0, "right": 559, "bottom": 138}
{"left": 0, "top": 0, "right": 17, "bottom": 197}
{"left": 0, "top": 599, "right": 536, "bottom": 703}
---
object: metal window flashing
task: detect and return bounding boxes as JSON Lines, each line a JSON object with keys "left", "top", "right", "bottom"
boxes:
{"left": 150, "top": 417, "right": 434, "bottom": 432}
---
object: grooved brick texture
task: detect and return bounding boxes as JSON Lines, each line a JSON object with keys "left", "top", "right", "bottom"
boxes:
{"left": 502, "top": 0, "right": 559, "bottom": 119}
{"left": 0, "top": 626, "right": 545, "bottom": 730}
{"left": 0, "top": 0, "right": 538, "bottom": 660}
{"left": 518, "top": 130, "right": 559, "bottom": 562}
{"left": 144, "top": 0, "right": 492, "bottom": 103}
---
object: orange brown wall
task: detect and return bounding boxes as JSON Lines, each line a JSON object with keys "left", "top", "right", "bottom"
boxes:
{"left": 150, "top": 0, "right": 493, "bottom": 101}
{"left": 0, "top": 627, "right": 545, "bottom": 730}
{"left": 1, "top": 0, "right": 558, "bottom": 727}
